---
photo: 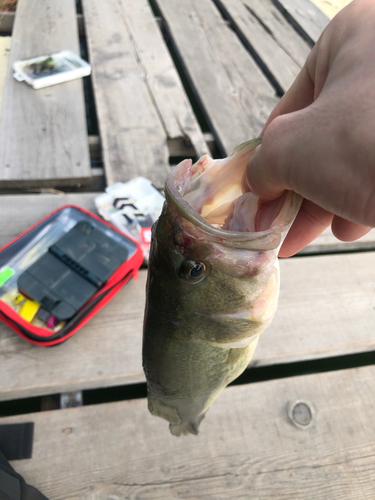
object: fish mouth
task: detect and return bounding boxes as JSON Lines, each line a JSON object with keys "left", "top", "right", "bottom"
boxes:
{"left": 165, "top": 139, "right": 302, "bottom": 251}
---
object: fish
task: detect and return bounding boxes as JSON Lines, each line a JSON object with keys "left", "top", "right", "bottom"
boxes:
{"left": 142, "top": 139, "right": 302, "bottom": 436}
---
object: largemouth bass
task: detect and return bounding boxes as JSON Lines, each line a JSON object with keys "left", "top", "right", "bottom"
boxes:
{"left": 143, "top": 139, "right": 302, "bottom": 436}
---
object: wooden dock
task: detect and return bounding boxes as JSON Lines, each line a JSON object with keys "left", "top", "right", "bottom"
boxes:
{"left": 1, "top": 1, "right": 375, "bottom": 499}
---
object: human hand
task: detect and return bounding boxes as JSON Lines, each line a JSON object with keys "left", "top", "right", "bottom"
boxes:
{"left": 246, "top": 0, "right": 374, "bottom": 257}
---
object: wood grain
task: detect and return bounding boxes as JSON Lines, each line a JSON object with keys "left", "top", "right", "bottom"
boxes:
{"left": 0, "top": 0, "right": 92, "bottom": 188}
{"left": 299, "top": 226, "right": 375, "bottom": 254}
{"left": 1, "top": 194, "right": 375, "bottom": 400}
{"left": 2, "top": 196, "right": 375, "bottom": 255}
{"left": 0, "top": 12, "right": 87, "bottom": 36}
{"left": 214, "top": 0, "right": 311, "bottom": 92}
{"left": 82, "top": 0, "right": 208, "bottom": 188}
{"left": 0, "top": 193, "right": 97, "bottom": 249}
{"left": 273, "top": 0, "right": 330, "bottom": 45}
{"left": 121, "top": 0, "right": 209, "bottom": 159}
{"left": 155, "top": 0, "right": 278, "bottom": 155}
{"left": 256, "top": 252, "right": 375, "bottom": 364}
{"left": 2, "top": 365, "right": 375, "bottom": 499}
{"left": 0, "top": 35, "right": 10, "bottom": 117}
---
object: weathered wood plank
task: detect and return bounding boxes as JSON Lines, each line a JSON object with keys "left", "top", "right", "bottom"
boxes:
{"left": 81, "top": 0, "right": 166, "bottom": 187}
{"left": 0, "top": 270, "right": 144, "bottom": 401}
{"left": 1, "top": 227, "right": 375, "bottom": 399}
{"left": 0, "top": 193, "right": 97, "bottom": 249}
{"left": 0, "top": 0, "right": 91, "bottom": 188}
{"left": 2, "top": 365, "right": 375, "bottom": 499}
{"left": 299, "top": 227, "right": 375, "bottom": 255}
{"left": 0, "top": 35, "right": 10, "bottom": 117}
{"left": 0, "top": 12, "right": 90, "bottom": 36}
{"left": 273, "top": 0, "right": 330, "bottom": 45}
{"left": 82, "top": 0, "right": 208, "bottom": 188}
{"left": 246, "top": 0, "right": 311, "bottom": 67}
{"left": 168, "top": 132, "right": 215, "bottom": 157}
{"left": 88, "top": 132, "right": 215, "bottom": 159}
{"left": 256, "top": 252, "right": 375, "bottom": 364}
{"left": 214, "top": 0, "right": 310, "bottom": 92}
{"left": 121, "top": 0, "right": 209, "bottom": 159}
{"left": 2, "top": 194, "right": 374, "bottom": 253}
{"left": 1, "top": 195, "right": 375, "bottom": 401}
{"left": 155, "top": 0, "right": 278, "bottom": 155}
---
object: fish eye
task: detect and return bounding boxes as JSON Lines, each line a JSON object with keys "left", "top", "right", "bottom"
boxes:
{"left": 180, "top": 260, "right": 207, "bottom": 283}
{"left": 190, "top": 263, "right": 204, "bottom": 278}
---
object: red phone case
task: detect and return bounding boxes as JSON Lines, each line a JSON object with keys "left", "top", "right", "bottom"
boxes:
{"left": 0, "top": 205, "right": 143, "bottom": 346}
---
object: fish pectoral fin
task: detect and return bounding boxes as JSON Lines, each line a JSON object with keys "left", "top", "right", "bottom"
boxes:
{"left": 169, "top": 413, "right": 206, "bottom": 437}
{"left": 227, "top": 337, "right": 259, "bottom": 365}
{"left": 148, "top": 395, "right": 180, "bottom": 425}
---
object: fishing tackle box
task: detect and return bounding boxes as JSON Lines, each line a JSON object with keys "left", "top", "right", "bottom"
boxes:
{"left": 0, "top": 205, "right": 143, "bottom": 345}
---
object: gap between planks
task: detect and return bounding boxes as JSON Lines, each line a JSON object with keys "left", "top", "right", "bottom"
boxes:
{"left": 1, "top": 192, "right": 375, "bottom": 401}
{"left": 82, "top": 0, "right": 209, "bottom": 186}
{"left": 153, "top": 0, "right": 279, "bottom": 155}
{"left": 272, "top": 0, "right": 330, "bottom": 45}
{"left": 0, "top": 12, "right": 165, "bottom": 35}
{"left": 0, "top": 0, "right": 92, "bottom": 188}
{"left": 212, "top": 0, "right": 310, "bottom": 94}
{"left": 88, "top": 133, "right": 215, "bottom": 162}
{"left": 1, "top": 365, "right": 375, "bottom": 499}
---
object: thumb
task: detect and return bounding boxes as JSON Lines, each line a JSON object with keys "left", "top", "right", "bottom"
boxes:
{"left": 246, "top": 60, "right": 316, "bottom": 200}
{"left": 246, "top": 112, "right": 301, "bottom": 200}
{"left": 245, "top": 141, "right": 285, "bottom": 201}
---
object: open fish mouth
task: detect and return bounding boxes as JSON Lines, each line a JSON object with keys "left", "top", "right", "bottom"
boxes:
{"left": 143, "top": 139, "right": 302, "bottom": 437}
{"left": 165, "top": 138, "right": 302, "bottom": 250}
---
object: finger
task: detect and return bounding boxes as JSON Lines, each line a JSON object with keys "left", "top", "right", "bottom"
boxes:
{"left": 246, "top": 58, "right": 317, "bottom": 201}
{"left": 245, "top": 140, "right": 285, "bottom": 201}
{"left": 260, "top": 60, "right": 316, "bottom": 135}
{"left": 245, "top": 111, "right": 304, "bottom": 201}
{"left": 279, "top": 199, "right": 333, "bottom": 257}
{"left": 247, "top": 86, "right": 358, "bottom": 211}
{"left": 331, "top": 216, "right": 372, "bottom": 241}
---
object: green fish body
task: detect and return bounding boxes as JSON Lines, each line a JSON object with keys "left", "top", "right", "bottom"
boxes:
{"left": 143, "top": 139, "right": 302, "bottom": 436}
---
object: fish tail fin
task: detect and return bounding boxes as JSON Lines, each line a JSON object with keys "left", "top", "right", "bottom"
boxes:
{"left": 148, "top": 395, "right": 180, "bottom": 424}
{"left": 169, "top": 413, "right": 206, "bottom": 437}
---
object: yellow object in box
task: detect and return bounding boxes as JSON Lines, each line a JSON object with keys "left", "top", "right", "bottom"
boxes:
{"left": 19, "top": 296, "right": 40, "bottom": 322}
